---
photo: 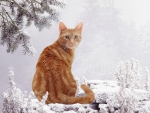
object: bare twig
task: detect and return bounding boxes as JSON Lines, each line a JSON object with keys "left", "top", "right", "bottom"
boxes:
{"left": 32, "top": 0, "right": 41, "bottom": 4}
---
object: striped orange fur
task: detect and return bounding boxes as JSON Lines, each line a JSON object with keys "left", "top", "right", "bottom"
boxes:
{"left": 32, "top": 22, "right": 95, "bottom": 104}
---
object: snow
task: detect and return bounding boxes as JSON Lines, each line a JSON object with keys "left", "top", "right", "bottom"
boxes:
{"left": 99, "top": 104, "right": 109, "bottom": 113}
{"left": 3, "top": 78, "right": 150, "bottom": 113}
{"left": 88, "top": 80, "right": 150, "bottom": 103}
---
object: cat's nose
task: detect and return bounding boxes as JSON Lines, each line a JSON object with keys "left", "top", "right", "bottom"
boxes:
{"left": 70, "top": 39, "right": 74, "bottom": 44}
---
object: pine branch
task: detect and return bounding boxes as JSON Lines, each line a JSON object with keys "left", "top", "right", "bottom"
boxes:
{"left": 12, "top": 0, "right": 30, "bottom": 14}
{"left": 2, "top": 7, "right": 19, "bottom": 30}
{"left": 0, "top": 13, "right": 10, "bottom": 28}
{"left": 29, "top": 0, "right": 36, "bottom": 16}
{"left": 32, "top": 0, "right": 41, "bottom": 5}
{"left": 0, "top": 0, "right": 66, "bottom": 55}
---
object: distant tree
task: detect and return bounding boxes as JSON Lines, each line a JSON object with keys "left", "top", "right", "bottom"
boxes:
{"left": 74, "top": 0, "right": 150, "bottom": 79}
{"left": 0, "top": 0, "right": 66, "bottom": 55}
{"left": 73, "top": 0, "right": 121, "bottom": 79}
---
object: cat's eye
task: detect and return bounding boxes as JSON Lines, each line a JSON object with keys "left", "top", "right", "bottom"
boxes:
{"left": 74, "top": 35, "right": 78, "bottom": 39}
{"left": 65, "top": 35, "right": 69, "bottom": 39}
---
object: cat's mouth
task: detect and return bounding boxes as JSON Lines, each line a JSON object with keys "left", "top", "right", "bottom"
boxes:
{"left": 65, "top": 42, "right": 79, "bottom": 50}
{"left": 68, "top": 45, "right": 76, "bottom": 49}
{"left": 66, "top": 44, "right": 76, "bottom": 49}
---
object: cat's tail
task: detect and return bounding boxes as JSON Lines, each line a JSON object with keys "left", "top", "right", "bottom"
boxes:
{"left": 72, "top": 84, "right": 95, "bottom": 104}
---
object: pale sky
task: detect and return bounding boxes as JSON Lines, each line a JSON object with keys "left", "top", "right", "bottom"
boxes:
{"left": 60, "top": 0, "right": 150, "bottom": 27}
{"left": 114, "top": 0, "right": 150, "bottom": 27}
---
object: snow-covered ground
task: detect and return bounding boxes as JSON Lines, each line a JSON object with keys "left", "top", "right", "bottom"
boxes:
{"left": 88, "top": 80, "right": 150, "bottom": 113}
{"left": 3, "top": 78, "right": 150, "bottom": 113}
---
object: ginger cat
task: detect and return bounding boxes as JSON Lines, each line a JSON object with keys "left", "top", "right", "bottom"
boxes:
{"left": 32, "top": 22, "right": 95, "bottom": 104}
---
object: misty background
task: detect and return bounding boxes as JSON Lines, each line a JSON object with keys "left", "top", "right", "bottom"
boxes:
{"left": 1, "top": 0, "right": 150, "bottom": 111}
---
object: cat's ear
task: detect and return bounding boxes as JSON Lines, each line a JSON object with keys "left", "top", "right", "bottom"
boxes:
{"left": 59, "top": 22, "right": 67, "bottom": 33}
{"left": 75, "top": 22, "right": 83, "bottom": 32}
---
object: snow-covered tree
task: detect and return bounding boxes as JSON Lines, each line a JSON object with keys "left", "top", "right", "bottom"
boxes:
{"left": 145, "top": 67, "right": 150, "bottom": 91}
{"left": 74, "top": 0, "right": 150, "bottom": 80}
{"left": 0, "top": 0, "right": 66, "bottom": 55}
{"left": 3, "top": 67, "right": 24, "bottom": 113}
{"left": 116, "top": 58, "right": 142, "bottom": 89}
{"left": 3, "top": 67, "right": 46, "bottom": 113}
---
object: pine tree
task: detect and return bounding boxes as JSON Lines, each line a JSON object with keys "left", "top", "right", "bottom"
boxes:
{"left": 0, "top": 0, "right": 66, "bottom": 55}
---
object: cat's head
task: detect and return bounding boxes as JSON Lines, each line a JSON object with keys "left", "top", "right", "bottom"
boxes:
{"left": 58, "top": 22, "right": 83, "bottom": 50}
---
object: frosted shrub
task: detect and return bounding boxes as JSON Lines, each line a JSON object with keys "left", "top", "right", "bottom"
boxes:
{"left": 2, "top": 67, "right": 49, "bottom": 113}
{"left": 116, "top": 58, "right": 142, "bottom": 89}
{"left": 3, "top": 67, "right": 25, "bottom": 113}
{"left": 145, "top": 67, "right": 150, "bottom": 91}
{"left": 116, "top": 58, "right": 150, "bottom": 91}
{"left": 106, "top": 59, "right": 143, "bottom": 113}
{"left": 106, "top": 80, "right": 138, "bottom": 113}
{"left": 115, "top": 88, "right": 138, "bottom": 113}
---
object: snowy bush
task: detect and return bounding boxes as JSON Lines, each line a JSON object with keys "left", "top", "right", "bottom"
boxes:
{"left": 145, "top": 67, "right": 150, "bottom": 91}
{"left": 116, "top": 58, "right": 142, "bottom": 89}
{"left": 106, "top": 84, "right": 138, "bottom": 113}
{"left": 3, "top": 67, "right": 25, "bottom": 113}
{"left": 115, "top": 58, "right": 150, "bottom": 91}
{"left": 105, "top": 59, "right": 150, "bottom": 113}
{"left": 2, "top": 67, "right": 50, "bottom": 113}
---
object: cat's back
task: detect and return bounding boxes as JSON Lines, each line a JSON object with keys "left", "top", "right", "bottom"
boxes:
{"left": 38, "top": 41, "right": 61, "bottom": 60}
{"left": 37, "top": 41, "right": 74, "bottom": 69}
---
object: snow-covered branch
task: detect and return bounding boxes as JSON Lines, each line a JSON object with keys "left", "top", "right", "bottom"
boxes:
{"left": 0, "top": 0, "right": 66, "bottom": 55}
